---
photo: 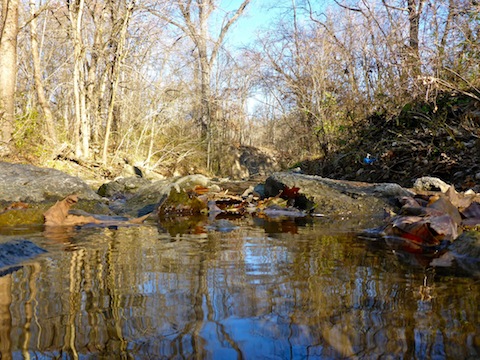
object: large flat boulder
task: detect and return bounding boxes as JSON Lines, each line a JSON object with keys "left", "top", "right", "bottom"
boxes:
{"left": 265, "top": 172, "right": 414, "bottom": 218}
{"left": 0, "top": 162, "right": 100, "bottom": 203}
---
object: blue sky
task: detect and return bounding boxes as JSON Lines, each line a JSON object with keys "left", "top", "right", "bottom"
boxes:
{"left": 222, "top": 0, "right": 290, "bottom": 47}
{"left": 222, "top": 0, "right": 331, "bottom": 48}
{"left": 218, "top": 0, "right": 331, "bottom": 114}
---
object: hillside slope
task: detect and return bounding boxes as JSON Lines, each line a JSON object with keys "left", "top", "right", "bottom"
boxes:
{"left": 300, "top": 93, "right": 480, "bottom": 191}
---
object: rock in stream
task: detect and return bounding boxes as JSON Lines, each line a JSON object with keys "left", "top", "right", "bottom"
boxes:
{"left": 0, "top": 161, "right": 100, "bottom": 202}
{"left": 264, "top": 172, "right": 413, "bottom": 219}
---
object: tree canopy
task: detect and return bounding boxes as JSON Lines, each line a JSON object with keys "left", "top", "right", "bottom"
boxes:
{"left": 0, "top": 0, "right": 478, "bottom": 176}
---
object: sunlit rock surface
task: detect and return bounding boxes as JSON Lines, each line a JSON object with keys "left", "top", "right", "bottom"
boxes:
{"left": 265, "top": 172, "right": 414, "bottom": 218}
{"left": 413, "top": 176, "right": 451, "bottom": 192}
{"left": 0, "top": 161, "right": 100, "bottom": 202}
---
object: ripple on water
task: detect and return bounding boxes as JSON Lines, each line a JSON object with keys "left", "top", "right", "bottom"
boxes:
{"left": 0, "top": 219, "right": 477, "bottom": 359}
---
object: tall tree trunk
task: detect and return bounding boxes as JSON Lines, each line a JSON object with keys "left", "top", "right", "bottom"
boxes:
{"left": 86, "top": 29, "right": 101, "bottom": 145}
{"left": 201, "top": 58, "right": 212, "bottom": 170}
{"left": 29, "top": 0, "right": 57, "bottom": 145}
{"left": 437, "top": 0, "right": 455, "bottom": 76}
{"left": 102, "top": 1, "right": 134, "bottom": 165}
{"left": 196, "top": 3, "right": 212, "bottom": 169}
{"left": 407, "top": 0, "right": 425, "bottom": 76}
{"left": 0, "top": 0, "right": 19, "bottom": 154}
{"left": 68, "top": 0, "right": 89, "bottom": 159}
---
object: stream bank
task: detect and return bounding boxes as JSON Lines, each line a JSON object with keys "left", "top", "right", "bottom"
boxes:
{"left": 299, "top": 93, "right": 480, "bottom": 191}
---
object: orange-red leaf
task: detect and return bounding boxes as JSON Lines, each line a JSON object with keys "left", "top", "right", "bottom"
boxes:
{"left": 280, "top": 186, "right": 300, "bottom": 199}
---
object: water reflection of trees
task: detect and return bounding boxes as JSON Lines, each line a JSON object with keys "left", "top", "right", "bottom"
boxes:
{"left": 1, "top": 224, "right": 479, "bottom": 358}
{"left": 0, "top": 274, "right": 12, "bottom": 360}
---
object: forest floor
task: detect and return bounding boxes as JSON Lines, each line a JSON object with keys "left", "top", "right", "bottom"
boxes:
{"left": 299, "top": 92, "right": 480, "bottom": 192}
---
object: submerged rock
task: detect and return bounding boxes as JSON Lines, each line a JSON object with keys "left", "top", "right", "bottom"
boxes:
{"left": 0, "top": 239, "right": 47, "bottom": 275}
{"left": 0, "top": 208, "right": 47, "bottom": 227}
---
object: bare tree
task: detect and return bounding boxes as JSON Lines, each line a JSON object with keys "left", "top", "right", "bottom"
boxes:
{"left": 101, "top": 0, "right": 136, "bottom": 165}
{"left": 406, "top": 0, "right": 425, "bottom": 75}
{"left": 2, "top": 0, "right": 476, "bottom": 176}
{"left": 85, "top": 0, "right": 109, "bottom": 145}
{"left": 149, "top": 0, "right": 251, "bottom": 170}
{"left": 68, "top": 0, "right": 89, "bottom": 158}
{"left": 29, "top": 0, "right": 57, "bottom": 145}
{"left": 0, "top": 0, "right": 19, "bottom": 154}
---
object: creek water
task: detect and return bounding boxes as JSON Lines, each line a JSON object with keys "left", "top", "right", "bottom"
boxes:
{"left": 0, "top": 215, "right": 479, "bottom": 359}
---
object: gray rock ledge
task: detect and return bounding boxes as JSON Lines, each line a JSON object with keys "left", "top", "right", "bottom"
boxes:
{"left": 265, "top": 172, "right": 414, "bottom": 218}
{"left": 0, "top": 162, "right": 100, "bottom": 202}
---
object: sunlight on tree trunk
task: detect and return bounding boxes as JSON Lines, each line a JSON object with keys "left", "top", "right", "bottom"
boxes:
{"left": 68, "top": 0, "right": 89, "bottom": 159}
{"left": 407, "top": 0, "right": 425, "bottom": 76}
{"left": 0, "top": 0, "right": 19, "bottom": 154}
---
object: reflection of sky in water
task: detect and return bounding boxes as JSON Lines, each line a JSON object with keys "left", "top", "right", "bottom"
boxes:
{"left": 1, "top": 224, "right": 479, "bottom": 359}
{"left": 243, "top": 238, "right": 284, "bottom": 277}
{"left": 208, "top": 315, "right": 322, "bottom": 359}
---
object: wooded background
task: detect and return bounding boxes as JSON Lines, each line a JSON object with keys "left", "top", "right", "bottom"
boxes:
{"left": 0, "top": 0, "right": 478, "bottom": 176}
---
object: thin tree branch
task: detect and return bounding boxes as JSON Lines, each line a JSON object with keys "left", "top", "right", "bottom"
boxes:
{"left": 332, "top": 0, "right": 363, "bottom": 12}
{"left": 381, "top": 0, "right": 408, "bottom": 12}
{"left": 211, "top": 0, "right": 251, "bottom": 66}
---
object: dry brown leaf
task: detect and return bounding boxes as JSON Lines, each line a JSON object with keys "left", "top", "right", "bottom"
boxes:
{"left": 127, "top": 213, "right": 151, "bottom": 224}
{"left": 461, "top": 218, "right": 480, "bottom": 227}
{"left": 428, "top": 214, "right": 459, "bottom": 241}
{"left": 445, "top": 186, "right": 475, "bottom": 209}
{"left": 427, "top": 195, "right": 462, "bottom": 225}
{"left": 399, "top": 196, "right": 422, "bottom": 208}
{"left": 2, "top": 202, "right": 29, "bottom": 213}
{"left": 460, "top": 201, "right": 480, "bottom": 219}
{"left": 44, "top": 195, "right": 81, "bottom": 226}
{"left": 193, "top": 185, "right": 210, "bottom": 195}
{"left": 460, "top": 202, "right": 480, "bottom": 227}
{"left": 389, "top": 216, "right": 439, "bottom": 246}
{"left": 44, "top": 194, "right": 149, "bottom": 227}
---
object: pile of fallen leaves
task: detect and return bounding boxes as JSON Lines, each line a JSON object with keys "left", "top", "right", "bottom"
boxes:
{"left": 362, "top": 185, "right": 480, "bottom": 253}
{"left": 157, "top": 184, "right": 308, "bottom": 220}
{"left": 37, "top": 182, "right": 480, "bottom": 252}
{"left": 0, "top": 183, "right": 310, "bottom": 233}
